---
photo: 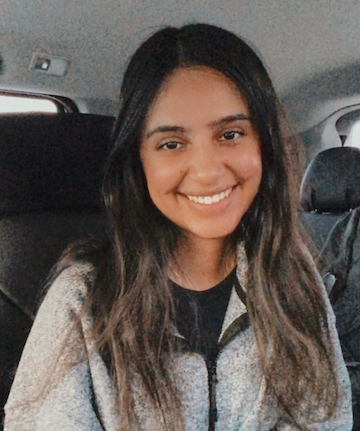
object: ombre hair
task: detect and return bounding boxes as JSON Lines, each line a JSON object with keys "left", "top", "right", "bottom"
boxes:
{"left": 51, "top": 24, "right": 338, "bottom": 429}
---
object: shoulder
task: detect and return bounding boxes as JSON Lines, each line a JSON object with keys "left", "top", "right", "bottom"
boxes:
{"left": 42, "top": 236, "right": 111, "bottom": 316}
{"left": 41, "top": 262, "right": 95, "bottom": 318}
{"left": 4, "top": 262, "right": 97, "bottom": 419}
{"left": 23, "top": 261, "right": 97, "bottom": 355}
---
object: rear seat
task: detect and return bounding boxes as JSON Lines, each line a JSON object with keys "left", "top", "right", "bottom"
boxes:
{"left": 300, "top": 146, "right": 360, "bottom": 429}
{"left": 0, "top": 113, "right": 114, "bottom": 427}
{"left": 300, "top": 146, "right": 360, "bottom": 250}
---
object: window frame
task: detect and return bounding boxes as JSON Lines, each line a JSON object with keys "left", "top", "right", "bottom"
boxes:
{"left": 0, "top": 90, "right": 78, "bottom": 114}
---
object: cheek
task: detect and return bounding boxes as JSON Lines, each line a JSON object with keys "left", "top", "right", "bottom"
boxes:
{"left": 142, "top": 159, "right": 182, "bottom": 207}
{"left": 142, "top": 151, "right": 185, "bottom": 193}
{"left": 251, "top": 156, "right": 262, "bottom": 183}
{"left": 237, "top": 150, "right": 262, "bottom": 184}
{"left": 144, "top": 164, "right": 178, "bottom": 193}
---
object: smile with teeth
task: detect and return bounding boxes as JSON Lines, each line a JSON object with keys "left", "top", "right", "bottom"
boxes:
{"left": 185, "top": 186, "right": 234, "bottom": 205}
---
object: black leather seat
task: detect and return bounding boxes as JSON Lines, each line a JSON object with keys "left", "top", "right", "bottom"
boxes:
{"left": 300, "top": 146, "right": 360, "bottom": 430}
{"left": 300, "top": 147, "right": 360, "bottom": 251}
{"left": 0, "top": 113, "right": 114, "bottom": 427}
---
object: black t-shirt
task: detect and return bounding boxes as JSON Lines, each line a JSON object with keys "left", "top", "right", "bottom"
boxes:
{"left": 172, "top": 268, "right": 236, "bottom": 361}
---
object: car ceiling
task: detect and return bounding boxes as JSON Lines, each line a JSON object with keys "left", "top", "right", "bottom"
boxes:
{"left": 1, "top": 0, "right": 360, "bottom": 131}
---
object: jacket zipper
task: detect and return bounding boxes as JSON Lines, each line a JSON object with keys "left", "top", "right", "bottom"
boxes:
{"left": 174, "top": 280, "right": 250, "bottom": 431}
{"left": 207, "top": 349, "right": 220, "bottom": 431}
{"left": 205, "top": 312, "right": 250, "bottom": 430}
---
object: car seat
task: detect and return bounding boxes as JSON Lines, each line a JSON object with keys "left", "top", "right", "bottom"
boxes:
{"left": 300, "top": 146, "right": 360, "bottom": 250}
{"left": 300, "top": 146, "right": 360, "bottom": 430}
{"left": 0, "top": 113, "right": 114, "bottom": 428}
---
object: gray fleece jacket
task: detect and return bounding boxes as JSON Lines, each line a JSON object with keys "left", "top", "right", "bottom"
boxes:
{"left": 4, "top": 245, "right": 353, "bottom": 430}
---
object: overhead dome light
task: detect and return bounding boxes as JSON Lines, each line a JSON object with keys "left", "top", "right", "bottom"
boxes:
{"left": 29, "top": 53, "right": 68, "bottom": 77}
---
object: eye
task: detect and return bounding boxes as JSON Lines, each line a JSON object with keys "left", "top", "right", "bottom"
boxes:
{"left": 221, "top": 131, "right": 244, "bottom": 141}
{"left": 160, "top": 141, "right": 182, "bottom": 150}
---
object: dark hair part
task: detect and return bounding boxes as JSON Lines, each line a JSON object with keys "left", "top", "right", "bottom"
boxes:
{"left": 60, "top": 24, "right": 337, "bottom": 429}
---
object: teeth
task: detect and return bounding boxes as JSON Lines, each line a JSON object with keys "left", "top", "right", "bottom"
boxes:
{"left": 186, "top": 187, "right": 233, "bottom": 205}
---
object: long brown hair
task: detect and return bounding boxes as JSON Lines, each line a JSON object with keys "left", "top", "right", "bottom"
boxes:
{"left": 52, "top": 24, "right": 338, "bottom": 429}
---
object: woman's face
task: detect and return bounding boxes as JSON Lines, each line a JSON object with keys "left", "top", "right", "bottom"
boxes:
{"left": 141, "top": 66, "right": 262, "bottom": 241}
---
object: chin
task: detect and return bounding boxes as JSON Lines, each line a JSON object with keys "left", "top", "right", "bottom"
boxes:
{"left": 185, "top": 223, "right": 240, "bottom": 241}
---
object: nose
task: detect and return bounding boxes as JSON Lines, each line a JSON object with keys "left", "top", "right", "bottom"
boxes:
{"left": 188, "top": 141, "right": 225, "bottom": 185}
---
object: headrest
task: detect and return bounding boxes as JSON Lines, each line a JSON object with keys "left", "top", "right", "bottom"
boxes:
{"left": 0, "top": 113, "right": 115, "bottom": 214}
{"left": 300, "top": 147, "right": 360, "bottom": 213}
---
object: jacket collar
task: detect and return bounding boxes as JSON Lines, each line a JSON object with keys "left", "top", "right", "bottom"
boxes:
{"left": 219, "top": 242, "right": 249, "bottom": 343}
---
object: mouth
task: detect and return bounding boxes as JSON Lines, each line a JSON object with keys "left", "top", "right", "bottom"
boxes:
{"left": 183, "top": 185, "right": 236, "bottom": 205}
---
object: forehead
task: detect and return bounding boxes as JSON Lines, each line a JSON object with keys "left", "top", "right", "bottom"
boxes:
{"left": 144, "top": 66, "right": 249, "bottom": 129}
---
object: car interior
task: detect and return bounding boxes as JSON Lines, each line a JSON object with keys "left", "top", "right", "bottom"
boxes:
{"left": 1, "top": 1, "right": 360, "bottom": 429}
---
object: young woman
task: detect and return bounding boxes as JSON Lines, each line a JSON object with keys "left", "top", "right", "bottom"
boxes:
{"left": 4, "top": 24, "right": 352, "bottom": 430}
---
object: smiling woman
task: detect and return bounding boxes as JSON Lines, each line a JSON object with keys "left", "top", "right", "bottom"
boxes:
{"left": 141, "top": 67, "right": 262, "bottom": 250}
{"left": 4, "top": 24, "right": 352, "bottom": 431}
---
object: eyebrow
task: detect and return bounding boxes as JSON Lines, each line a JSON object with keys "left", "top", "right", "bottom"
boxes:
{"left": 208, "top": 113, "right": 251, "bottom": 128}
{"left": 145, "top": 113, "right": 251, "bottom": 139}
{"left": 145, "top": 125, "right": 189, "bottom": 139}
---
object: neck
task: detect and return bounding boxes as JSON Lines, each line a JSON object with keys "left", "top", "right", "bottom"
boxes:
{"left": 171, "top": 234, "right": 236, "bottom": 291}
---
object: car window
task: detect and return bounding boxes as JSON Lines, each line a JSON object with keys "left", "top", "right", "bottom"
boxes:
{"left": 348, "top": 120, "right": 360, "bottom": 149}
{"left": 0, "top": 94, "right": 58, "bottom": 113}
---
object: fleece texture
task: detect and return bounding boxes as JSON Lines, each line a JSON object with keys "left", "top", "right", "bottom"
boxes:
{"left": 4, "top": 245, "right": 353, "bottom": 430}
